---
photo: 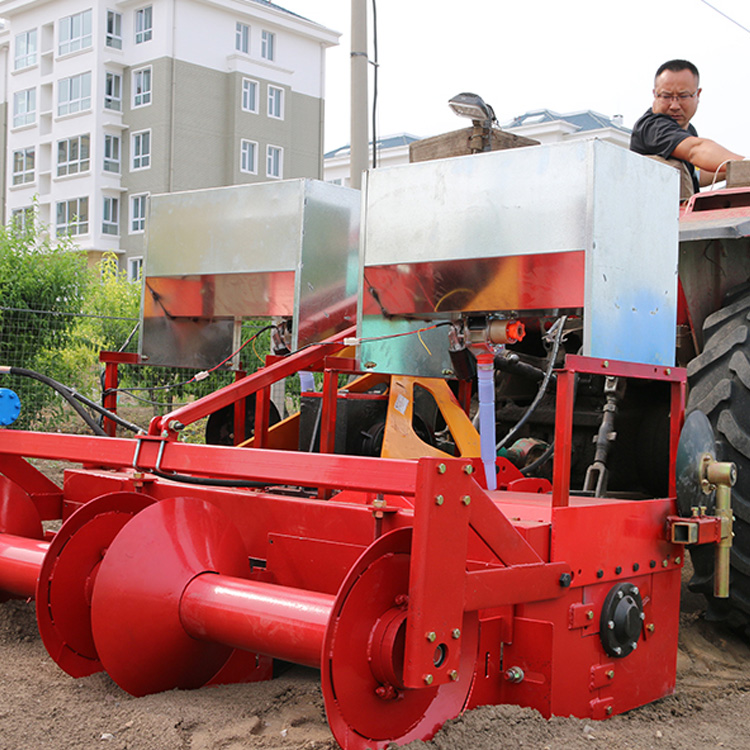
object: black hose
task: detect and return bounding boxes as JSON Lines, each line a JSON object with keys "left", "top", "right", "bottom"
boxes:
{"left": 6, "top": 366, "right": 144, "bottom": 435}
{"left": 149, "top": 468, "right": 270, "bottom": 489}
{"left": 495, "top": 316, "right": 567, "bottom": 452}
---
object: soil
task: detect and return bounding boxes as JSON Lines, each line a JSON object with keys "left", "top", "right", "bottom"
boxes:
{"left": 2, "top": 562, "right": 750, "bottom": 750}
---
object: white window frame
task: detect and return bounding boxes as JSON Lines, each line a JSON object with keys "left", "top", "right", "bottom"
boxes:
{"left": 130, "top": 193, "right": 148, "bottom": 233}
{"left": 12, "top": 207, "right": 35, "bottom": 232}
{"left": 135, "top": 6, "right": 153, "bottom": 44}
{"left": 131, "top": 130, "right": 151, "bottom": 171}
{"left": 267, "top": 85, "right": 284, "bottom": 120}
{"left": 57, "top": 134, "right": 91, "bottom": 177}
{"left": 241, "top": 78, "right": 258, "bottom": 113}
{"left": 102, "top": 196, "right": 119, "bottom": 236}
{"left": 240, "top": 139, "right": 258, "bottom": 174}
{"left": 12, "top": 148, "right": 35, "bottom": 186}
{"left": 58, "top": 10, "right": 92, "bottom": 56}
{"left": 106, "top": 10, "right": 123, "bottom": 49}
{"left": 104, "top": 134, "right": 121, "bottom": 173}
{"left": 261, "top": 30, "right": 275, "bottom": 61}
{"left": 266, "top": 145, "right": 283, "bottom": 179}
{"left": 56, "top": 196, "right": 89, "bottom": 237}
{"left": 132, "top": 67, "right": 152, "bottom": 108}
{"left": 235, "top": 22, "right": 249, "bottom": 53}
{"left": 58, "top": 72, "right": 92, "bottom": 116}
{"left": 15, "top": 29, "right": 37, "bottom": 70}
{"left": 127, "top": 256, "right": 143, "bottom": 282}
{"left": 13, "top": 88, "right": 36, "bottom": 128}
{"left": 104, "top": 72, "right": 122, "bottom": 111}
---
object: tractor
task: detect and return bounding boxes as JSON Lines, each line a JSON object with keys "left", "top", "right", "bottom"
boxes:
{"left": 0, "top": 139, "right": 746, "bottom": 749}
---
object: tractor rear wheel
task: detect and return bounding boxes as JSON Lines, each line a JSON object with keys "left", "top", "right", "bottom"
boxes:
{"left": 686, "top": 284, "right": 750, "bottom": 634}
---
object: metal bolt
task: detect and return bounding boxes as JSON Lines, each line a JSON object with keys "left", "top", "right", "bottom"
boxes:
{"left": 596, "top": 569, "right": 604, "bottom": 578}
{"left": 632, "top": 586, "right": 639, "bottom": 596}
{"left": 364, "top": 361, "right": 377, "bottom": 369}
{"left": 675, "top": 556, "right": 682, "bottom": 565}
{"left": 426, "top": 631, "right": 436, "bottom": 643}
{"left": 505, "top": 666, "right": 525, "bottom": 683}
{"left": 640, "top": 612, "right": 646, "bottom": 620}
{"left": 665, "top": 368, "right": 672, "bottom": 375}
{"left": 613, "top": 646, "right": 622, "bottom": 656}
{"left": 607, "top": 620, "right": 615, "bottom": 630}
{"left": 616, "top": 590, "right": 624, "bottom": 600}
{"left": 435, "top": 494, "right": 445, "bottom": 506}
{"left": 451, "top": 628, "right": 461, "bottom": 639}
{"left": 437, "top": 463, "right": 447, "bottom": 475}
{"left": 631, "top": 641, "right": 638, "bottom": 651}
{"left": 586, "top": 610, "right": 594, "bottom": 620}
{"left": 461, "top": 495, "right": 471, "bottom": 506}
{"left": 559, "top": 573, "right": 572, "bottom": 588}
{"left": 606, "top": 670, "right": 614, "bottom": 679}
{"left": 662, "top": 559, "right": 669, "bottom": 568}
{"left": 603, "top": 360, "right": 609, "bottom": 368}
{"left": 442, "top": 369, "right": 455, "bottom": 377}
{"left": 449, "top": 670, "right": 459, "bottom": 681}
{"left": 423, "top": 674, "right": 434, "bottom": 686}
{"left": 161, "top": 430, "right": 169, "bottom": 438}
{"left": 647, "top": 623, "right": 655, "bottom": 633}
{"left": 605, "top": 706, "right": 613, "bottom": 716}
{"left": 463, "top": 464, "right": 474, "bottom": 475}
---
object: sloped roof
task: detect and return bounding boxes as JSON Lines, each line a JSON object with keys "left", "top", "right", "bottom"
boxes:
{"left": 250, "top": 0, "right": 318, "bottom": 24}
{"left": 325, "top": 133, "right": 422, "bottom": 159}
{"left": 504, "top": 109, "right": 631, "bottom": 134}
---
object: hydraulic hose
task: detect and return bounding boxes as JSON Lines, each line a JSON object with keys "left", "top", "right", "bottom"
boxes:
{"left": 495, "top": 316, "right": 567, "bottom": 453}
{"left": 0, "top": 366, "right": 144, "bottom": 436}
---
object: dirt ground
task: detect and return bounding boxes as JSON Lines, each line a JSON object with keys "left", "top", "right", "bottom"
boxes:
{"left": 2, "top": 562, "right": 750, "bottom": 750}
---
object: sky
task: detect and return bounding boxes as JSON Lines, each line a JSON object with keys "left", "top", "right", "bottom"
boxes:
{"left": 276, "top": 0, "right": 750, "bottom": 155}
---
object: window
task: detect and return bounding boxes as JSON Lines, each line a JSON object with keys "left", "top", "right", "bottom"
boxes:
{"left": 12, "top": 207, "right": 35, "bottom": 232}
{"left": 132, "top": 131, "right": 151, "bottom": 170}
{"left": 102, "top": 197, "right": 119, "bottom": 235}
{"left": 235, "top": 22, "right": 249, "bottom": 53}
{"left": 106, "top": 11, "right": 122, "bottom": 49}
{"left": 261, "top": 30, "right": 275, "bottom": 61}
{"left": 241, "top": 78, "right": 258, "bottom": 113}
{"left": 128, "top": 256, "right": 143, "bottom": 282}
{"left": 13, "top": 88, "right": 36, "bottom": 128}
{"left": 57, "top": 135, "right": 91, "bottom": 176}
{"left": 131, "top": 194, "right": 148, "bottom": 233}
{"left": 267, "top": 86, "right": 284, "bottom": 119}
{"left": 135, "top": 6, "right": 152, "bottom": 44}
{"left": 59, "top": 10, "right": 92, "bottom": 56}
{"left": 104, "top": 134, "right": 121, "bottom": 173}
{"left": 15, "top": 29, "right": 37, "bottom": 70}
{"left": 266, "top": 145, "right": 283, "bottom": 179}
{"left": 56, "top": 197, "right": 89, "bottom": 236}
{"left": 58, "top": 72, "right": 92, "bottom": 116}
{"left": 105, "top": 72, "right": 122, "bottom": 111}
{"left": 133, "top": 67, "right": 152, "bottom": 107}
{"left": 240, "top": 140, "right": 257, "bottom": 174}
{"left": 12, "top": 148, "right": 35, "bottom": 185}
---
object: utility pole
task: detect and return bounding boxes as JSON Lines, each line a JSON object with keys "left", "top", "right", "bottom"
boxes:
{"left": 350, "top": 0, "right": 368, "bottom": 189}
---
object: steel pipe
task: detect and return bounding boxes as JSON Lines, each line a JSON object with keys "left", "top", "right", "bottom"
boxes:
{"left": 179, "top": 573, "right": 334, "bottom": 668}
{"left": 0, "top": 533, "right": 48, "bottom": 598}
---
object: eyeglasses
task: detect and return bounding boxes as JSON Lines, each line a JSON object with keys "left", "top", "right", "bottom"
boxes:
{"left": 654, "top": 92, "right": 697, "bottom": 101}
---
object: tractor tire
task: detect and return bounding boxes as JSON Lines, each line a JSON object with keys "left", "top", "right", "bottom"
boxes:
{"left": 685, "top": 283, "right": 750, "bottom": 634}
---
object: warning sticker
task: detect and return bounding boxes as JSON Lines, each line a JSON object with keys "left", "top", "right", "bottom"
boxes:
{"left": 394, "top": 394, "right": 410, "bottom": 415}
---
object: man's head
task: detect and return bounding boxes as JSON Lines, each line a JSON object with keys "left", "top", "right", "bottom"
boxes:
{"left": 652, "top": 59, "right": 701, "bottom": 129}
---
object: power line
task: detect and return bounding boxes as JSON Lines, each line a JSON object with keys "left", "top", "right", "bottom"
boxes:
{"left": 698, "top": 0, "right": 750, "bottom": 36}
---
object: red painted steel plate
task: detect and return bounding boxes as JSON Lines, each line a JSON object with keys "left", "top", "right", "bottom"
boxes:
{"left": 322, "top": 528, "right": 478, "bottom": 749}
{"left": 36, "top": 492, "right": 154, "bottom": 678}
{"left": 90, "top": 496, "right": 249, "bottom": 696}
{"left": 0, "top": 475, "right": 43, "bottom": 539}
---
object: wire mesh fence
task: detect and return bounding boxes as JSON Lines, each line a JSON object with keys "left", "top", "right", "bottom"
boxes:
{"left": 0, "top": 306, "right": 277, "bottom": 436}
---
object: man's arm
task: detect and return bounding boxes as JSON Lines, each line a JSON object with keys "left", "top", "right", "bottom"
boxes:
{"left": 672, "top": 136, "right": 743, "bottom": 179}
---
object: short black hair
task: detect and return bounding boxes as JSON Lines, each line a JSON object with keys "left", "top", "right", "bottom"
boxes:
{"left": 655, "top": 59, "right": 700, "bottom": 84}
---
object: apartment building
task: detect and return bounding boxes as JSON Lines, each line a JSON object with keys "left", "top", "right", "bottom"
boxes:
{"left": 0, "top": 0, "right": 338, "bottom": 278}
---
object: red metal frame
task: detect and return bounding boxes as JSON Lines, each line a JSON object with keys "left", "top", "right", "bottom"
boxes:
{"left": 0, "top": 350, "right": 689, "bottom": 748}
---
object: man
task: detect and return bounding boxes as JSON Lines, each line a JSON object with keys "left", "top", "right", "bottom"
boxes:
{"left": 630, "top": 59, "right": 743, "bottom": 200}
